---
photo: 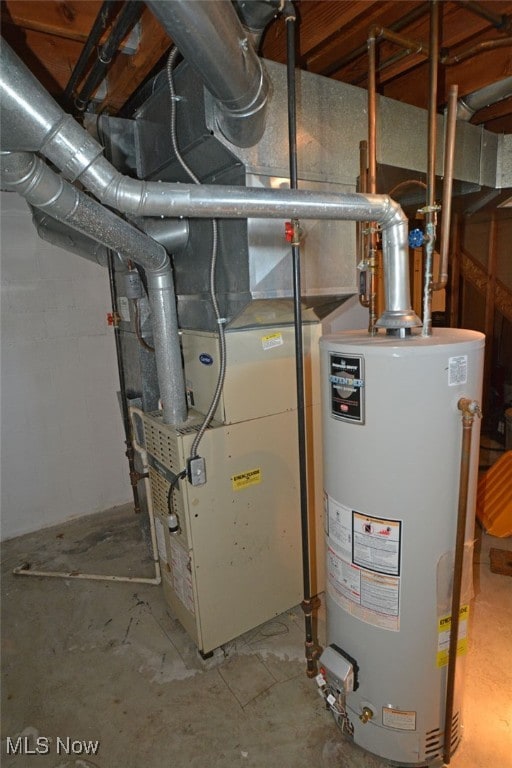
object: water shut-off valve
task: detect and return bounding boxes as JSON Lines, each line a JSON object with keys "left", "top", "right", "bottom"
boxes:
{"left": 408, "top": 228, "right": 425, "bottom": 249}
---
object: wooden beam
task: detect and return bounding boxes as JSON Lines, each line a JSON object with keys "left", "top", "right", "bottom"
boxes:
{"left": 96, "top": 7, "right": 171, "bottom": 114}
{"left": 1, "top": 0, "right": 108, "bottom": 43}
{"left": 301, "top": 1, "right": 426, "bottom": 76}
{"left": 1, "top": 24, "right": 85, "bottom": 93}
{"left": 470, "top": 95, "right": 512, "bottom": 124}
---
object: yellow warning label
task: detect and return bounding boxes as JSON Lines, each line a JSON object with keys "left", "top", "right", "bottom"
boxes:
{"left": 437, "top": 605, "right": 469, "bottom": 667}
{"left": 232, "top": 468, "right": 262, "bottom": 491}
{"left": 261, "top": 332, "right": 283, "bottom": 351}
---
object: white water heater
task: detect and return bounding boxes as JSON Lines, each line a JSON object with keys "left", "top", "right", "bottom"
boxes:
{"left": 318, "top": 328, "right": 484, "bottom": 766}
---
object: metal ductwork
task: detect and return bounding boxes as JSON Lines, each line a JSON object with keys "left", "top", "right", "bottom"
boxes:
{"left": 233, "top": 0, "right": 282, "bottom": 46}
{"left": 0, "top": 38, "right": 419, "bottom": 332}
{"left": 457, "top": 76, "right": 512, "bottom": 121}
{"left": 145, "top": 0, "right": 271, "bottom": 148}
{"left": 32, "top": 208, "right": 111, "bottom": 268}
{"left": 0, "top": 150, "right": 187, "bottom": 426}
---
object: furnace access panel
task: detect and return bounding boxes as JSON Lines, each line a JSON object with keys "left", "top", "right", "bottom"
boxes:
{"left": 142, "top": 409, "right": 303, "bottom": 654}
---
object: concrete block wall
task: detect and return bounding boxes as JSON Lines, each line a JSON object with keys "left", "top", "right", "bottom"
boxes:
{"left": 0, "top": 192, "right": 131, "bottom": 540}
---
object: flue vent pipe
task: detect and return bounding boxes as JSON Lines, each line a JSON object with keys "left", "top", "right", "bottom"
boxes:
{"left": 0, "top": 39, "right": 419, "bottom": 332}
{"left": 145, "top": 0, "right": 271, "bottom": 147}
{"left": 1, "top": 151, "right": 187, "bottom": 426}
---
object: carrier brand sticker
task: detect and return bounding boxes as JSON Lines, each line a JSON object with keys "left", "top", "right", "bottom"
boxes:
{"left": 199, "top": 353, "right": 214, "bottom": 366}
{"left": 329, "top": 353, "right": 365, "bottom": 423}
{"left": 437, "top": 605, "right": 469, "bottom": 667}
{"left": 261, "top": 332, "right": 283, "bottom": 351}
{"left": 382, "top": 708, "right": 417, "bottom": 731}
{"left": 232, "top": 468, "right": 262, "bottom": 491}
{"left": 448, "top": 355, "right": 468, "bottom": 386}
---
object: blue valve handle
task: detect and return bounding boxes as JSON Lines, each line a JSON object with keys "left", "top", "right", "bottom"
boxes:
{"left": 409, "top": 228, "right": 424, "bottom": 248}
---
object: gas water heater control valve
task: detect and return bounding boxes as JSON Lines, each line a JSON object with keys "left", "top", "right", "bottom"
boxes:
{"left": 318, "top": 645, "right": 358, "bottom": 694}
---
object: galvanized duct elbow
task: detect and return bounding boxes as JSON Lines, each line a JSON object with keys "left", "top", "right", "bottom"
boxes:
{"left": 1, "top": 151, "right": 187, "bottom": 425}
{"left": 373, "top": 195, "right": 421, "bottom": 331}
{"left": 233, "top": 0, "right": 282, "bottom": 46}
{"left": 145, "top": 0, "right": 271, "bottom": 147}
{"left": 457, "top": 76, "right": 512, "bottom": 121}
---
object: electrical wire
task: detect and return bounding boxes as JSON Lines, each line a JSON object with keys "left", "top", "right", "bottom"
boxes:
{"left": 167, "top": 468, "right": 187, "bottom": 517}
{"left": 166, "top": 46, "right": 227, "bottom": 460}
{"left": 134, "top": 298, "right": 155, "bottom": 352}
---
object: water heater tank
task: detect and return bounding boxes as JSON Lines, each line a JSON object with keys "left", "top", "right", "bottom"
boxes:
{"left": 319, "top": 328, "right": 484, "bottom": 766}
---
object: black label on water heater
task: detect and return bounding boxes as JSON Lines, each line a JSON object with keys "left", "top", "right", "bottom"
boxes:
{"left": 329, "top": 353, "right": 365, "bottom": 424}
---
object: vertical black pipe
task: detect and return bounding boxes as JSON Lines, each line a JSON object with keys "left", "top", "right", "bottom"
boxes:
{"left": 107, "top": 252, "right": 141, "bottom": 515}
{"left": 75, "top": 1, "right": 143, "bottom": 111}
{"left": 285, "top": 1, "right": 318, "bottom": 678}
{"left": 63, "top": 0, "right": 116, "bottom": 105}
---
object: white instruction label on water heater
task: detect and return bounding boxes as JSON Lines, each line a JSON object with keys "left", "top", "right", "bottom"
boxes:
{"left": 382, "top": 707, "right": 417, "bottom": 731}
{"left": 448, "top": 355, "right": 468, "bottom": 386}
{"left": 326, "top": 495, "right": 402, "bottom": 631}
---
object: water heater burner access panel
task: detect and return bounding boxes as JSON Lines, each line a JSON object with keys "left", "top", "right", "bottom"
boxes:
{"left": 329, "top": 353, "right": 365, "bottom": 424}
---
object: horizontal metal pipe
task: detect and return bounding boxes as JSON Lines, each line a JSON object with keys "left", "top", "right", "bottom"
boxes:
{"left": 442, "top": 36, "right": 512, "bottom": 66}
{"left": 0, "top": 39, "right": 419, "bottom": 329}
{"left": 1, "top": 151, "right": 186, "bottom": 425}
{"left": 146, "top": 0, "right": 270, "bottom": 147}
{"left": 369, "top": 25, "right": 429, "bottom": 56}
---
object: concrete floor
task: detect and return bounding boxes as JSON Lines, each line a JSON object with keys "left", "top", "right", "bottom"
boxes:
{"left": 1, "top": 504, "right": 511, "bottom": 768}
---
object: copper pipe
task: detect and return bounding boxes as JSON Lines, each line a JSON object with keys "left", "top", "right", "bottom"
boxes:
{"left": 369, "top": 25, "right": 429, "bottom": 56}
{"left": 358, "top": 140, "right": 370, "bottom": 308}
{"left": 388, "top": 179, "right": 427, "bottom": 197}
{"left": 443, "top": 398, "right": 481, "bottom": 765}
{"left": 442, "top": 36, "right": 512, "bottom": 65}
{"left": 426, "top": 5, "right": 439, "bottom": 212}
{"left": 320, "top": 3, "right": 429, "bottom": 77}
{"left": 433, "top": 84, "right": 458, "bottom": 292}
{"left": 421, "top": 0, "right": 440, "bottom": 337}
{"left": 367, "top": 32, "right": 378, "bottom": 333}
